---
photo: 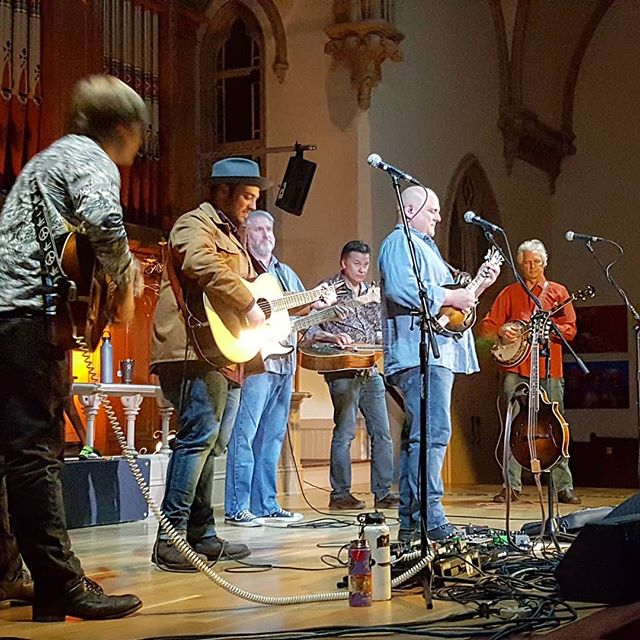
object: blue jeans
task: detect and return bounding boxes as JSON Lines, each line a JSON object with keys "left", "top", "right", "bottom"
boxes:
{"left": 225, "top": 371, "right": 293, "bottom": 517}
{"left": 502, "top": 372, "right": 573, "bottom": 492}
{"left": 327, "top": 370, "right": 394, "bottom": 500}
{"left": 390, "top": 365, "right": 455, "bottom": 536}
{"left": 156, "top": 362, "right": 240, "bottom": 541}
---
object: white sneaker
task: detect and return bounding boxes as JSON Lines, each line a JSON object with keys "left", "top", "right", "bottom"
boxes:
{"left": 257, "top": 507, "right": 304, "bottom": 527}
{"left": 224, "top": 509, "right": 262, "bottom": 527}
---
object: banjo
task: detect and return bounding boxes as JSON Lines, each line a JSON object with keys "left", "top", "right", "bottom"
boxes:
{"left": 491, "top": 285, "right": 595, "bottom": 367}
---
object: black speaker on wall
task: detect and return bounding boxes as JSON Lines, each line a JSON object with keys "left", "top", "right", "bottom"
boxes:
{"left": 275, "top": 147, "right": 317, "bottom": 216}
{"left": 555, "top": 492, "right": 640, "bottom": 604}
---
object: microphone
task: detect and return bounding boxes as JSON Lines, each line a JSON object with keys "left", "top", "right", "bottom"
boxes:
{"left": 367, "top": 154, "right": 422, "bottom": 186}
{"left": 463, "top": 211, "right": 503, "bottom": 233}
{"left": 565, "top": 230, "right": 605, "bottom": 243}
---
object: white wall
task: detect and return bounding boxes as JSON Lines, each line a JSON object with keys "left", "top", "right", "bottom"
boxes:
{"left": 552, "top": 0, "right": 640, "bottom": 441}
{"left": 261, "top": 0, "right": 640, "bottom": 441}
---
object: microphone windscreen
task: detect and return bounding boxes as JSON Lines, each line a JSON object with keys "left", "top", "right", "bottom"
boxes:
{"left": 565, "top": 231, "right": 575, "bottom": 242}
{"left": 367, "top": 153, "right": 381, "bottom": 167}
{"left": 463, "top": 211, "right": 475, "bottom": 223}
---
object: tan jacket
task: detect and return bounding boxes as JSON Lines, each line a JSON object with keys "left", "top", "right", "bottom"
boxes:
{"left": 150, "top": 202, "right": 258, "bottom": 371}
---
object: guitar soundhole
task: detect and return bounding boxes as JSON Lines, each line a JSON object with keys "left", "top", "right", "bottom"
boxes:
{"left": 256, "top": 298, "right": 272, "bottom": 320}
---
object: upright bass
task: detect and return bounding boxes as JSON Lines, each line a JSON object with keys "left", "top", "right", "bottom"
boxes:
{"left": 508, "top": 312, "right": 570, "bottom": 474}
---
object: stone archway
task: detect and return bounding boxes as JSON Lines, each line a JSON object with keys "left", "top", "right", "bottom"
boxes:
{"left": 440, "top": 153, "right": 505, "bottom": 487}
{"left": 440, "top": 153, "right": 501, "bottom": 274}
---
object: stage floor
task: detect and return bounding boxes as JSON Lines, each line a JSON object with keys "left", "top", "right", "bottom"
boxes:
{"left": 0, "top": 469, "right": 637, "bottom": 640}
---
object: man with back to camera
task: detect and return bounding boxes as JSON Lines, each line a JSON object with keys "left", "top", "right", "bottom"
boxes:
{"left": 0, "top": 74, "right": 145, "bottom": 621}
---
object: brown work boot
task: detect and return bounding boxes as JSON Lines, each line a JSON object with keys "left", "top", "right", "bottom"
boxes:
{"left": 374, "top": 492, "right": 400, "bottom": 509}
{"left": 328, "top": 493, "right": 366, "bottom": 510}
{"left": 492, "top": 487, "right": 520, "bottom": 503}
{"left": 32, "top": 577, "right": 141, "bottom": 622}
{"left": 151, "top": 539, "right": 208, "bottom": 573}
{"left": 557, "top": 488, "right": 581, "bottom": 505}
{"left": 0, "top": 568, "right": 33, "bottom": 608}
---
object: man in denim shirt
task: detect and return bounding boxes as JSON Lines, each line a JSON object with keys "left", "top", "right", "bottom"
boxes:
{"left": 225, "top": 210, "right": 334, "bottom": 526}
{"left": 379, "top": 186, "right": 499, "bottom": 542}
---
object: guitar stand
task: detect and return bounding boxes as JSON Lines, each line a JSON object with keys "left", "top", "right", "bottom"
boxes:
{"left": 543, "top": 473, "right": 563, "bottom": 552}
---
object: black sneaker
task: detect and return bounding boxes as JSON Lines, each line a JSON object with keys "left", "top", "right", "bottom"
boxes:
{"left": 32, "top": 577, "right": 141, "bottom": 622}
{"left": 427, "top": 523, "right": 460, "bottom": 541}
{"left": 190, "top": 536, "right": 251, "bottom": 561}
{"left": 151, "top": 539, "right": 208, "bottom": 573}
{"left": 0, "top": 568, "right": 33, "bottom": 608}
{"left": 328, "top": 493, "right": 366, "bottom": 510}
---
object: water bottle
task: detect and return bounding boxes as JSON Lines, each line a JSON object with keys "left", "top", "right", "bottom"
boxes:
{"left": 100, "top": 331, "right": 113, "bottom": 383}
{"left": 360, "top": 511, "right": 391, "bottom": 601}
{"left": 348, "top": 538, "right": 371, "bottom": 607}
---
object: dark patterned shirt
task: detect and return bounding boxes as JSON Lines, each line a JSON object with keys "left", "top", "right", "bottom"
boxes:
{"left": 0, "top": 134, "right": 133, "bottom": 312}
{"left": 313, "top": 272, "right": 381, "bottom": 344}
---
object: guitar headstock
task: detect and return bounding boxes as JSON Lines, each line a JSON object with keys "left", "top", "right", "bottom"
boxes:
{"left": 358, "top": 284, "right": 381, "bottom": 305}
{"left": 572, "top": 285, "right": 596, "bottom": 302}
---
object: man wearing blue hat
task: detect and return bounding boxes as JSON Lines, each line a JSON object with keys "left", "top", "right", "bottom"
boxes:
{"left": 150, "top": 157, "right": 270, "bottom": 571}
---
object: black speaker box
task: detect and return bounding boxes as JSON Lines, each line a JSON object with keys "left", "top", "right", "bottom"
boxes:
{"left": 61, "top": 457, "right": 150, "bottom": 528}
{"left": 555, "top": 493, "right": 640, "bottom": 604}
{"left": 275, "top": 154, "right": 316, "bottom": 215}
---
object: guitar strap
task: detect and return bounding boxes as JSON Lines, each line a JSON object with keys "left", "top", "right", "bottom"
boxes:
{"left": 28, "top": 174, "right": 72, "bottom": 318}
{"left": 163, "top": 243, "right": 198, "bottom": 326}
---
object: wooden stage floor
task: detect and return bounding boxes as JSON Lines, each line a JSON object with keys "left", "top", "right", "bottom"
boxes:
{"left": 0, "top": 472, "right": 636, "bottom": 640}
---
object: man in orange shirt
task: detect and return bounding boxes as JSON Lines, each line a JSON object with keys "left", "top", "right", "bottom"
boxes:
{"left": 478, "top": 239, "right": 581, "bottom": 505}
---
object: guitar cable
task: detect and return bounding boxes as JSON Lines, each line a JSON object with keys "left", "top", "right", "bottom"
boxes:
{"left": 74, "top": 337, "right": 421, "bottom": 605}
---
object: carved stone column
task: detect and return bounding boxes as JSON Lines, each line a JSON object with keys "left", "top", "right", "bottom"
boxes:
{"left": 325, "top": 1, "right": 404, "bottom": 110}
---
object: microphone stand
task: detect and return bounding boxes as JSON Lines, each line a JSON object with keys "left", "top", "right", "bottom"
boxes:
{"left": 482, "top": 230, "right": 587, "bottom": 547}
{"left": 390, "top": 174, "right": 440, "bottom": 609}
{"left": 583, "top": 239, "right": 640, "bottom": 485}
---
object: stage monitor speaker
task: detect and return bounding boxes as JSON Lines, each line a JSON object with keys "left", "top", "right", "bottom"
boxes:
{"left": 275, "top": 154, "right": 316, "bottom": 215}
{"left": 555, "top": 492, "right": 640, "bottom": 604}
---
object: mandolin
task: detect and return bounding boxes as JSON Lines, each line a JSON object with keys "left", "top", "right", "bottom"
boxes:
{"left": 509, "top": 313, "right": 570, "bottom": 473}
{"left": 434, "top": 248, "right": 504, "bottom": 336}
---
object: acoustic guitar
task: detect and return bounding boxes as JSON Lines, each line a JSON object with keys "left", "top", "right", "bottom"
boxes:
{"left": 259, "top": 285, "right": 380, "bottom": 360}
{"left": 201, "top": 272, "right": 336, "bottom": 363}
{"left": 51, "top": 232, "right": 115, "bottom": 352}
{"left": 433, "top": 247, "right": 504, "bottom": 336}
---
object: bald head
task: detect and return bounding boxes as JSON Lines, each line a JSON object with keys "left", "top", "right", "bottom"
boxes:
{"left": 400, "top": 186, "right": 441, "bottom": 237}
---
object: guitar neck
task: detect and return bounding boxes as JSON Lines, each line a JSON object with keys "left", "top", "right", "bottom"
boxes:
{"left": 267, "top": 288, "right": 324, "bottom": 313}
{"left": 291, "top": 296, "right": 365, "bottom": 332}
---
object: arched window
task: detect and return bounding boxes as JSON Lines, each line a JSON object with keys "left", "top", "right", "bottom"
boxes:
{"left": 200, "top": 4, "right": 265, "bottom": 194}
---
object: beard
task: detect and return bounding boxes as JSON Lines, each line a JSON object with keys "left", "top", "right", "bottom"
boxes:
{"left": 250, "top": 239, "right": 275, "bottom": 259}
